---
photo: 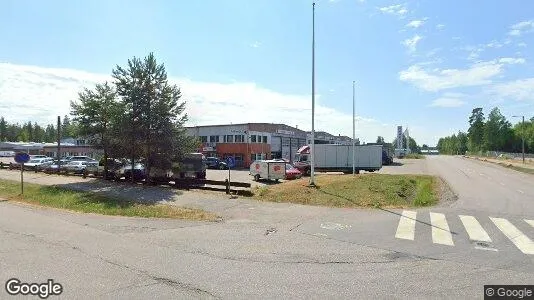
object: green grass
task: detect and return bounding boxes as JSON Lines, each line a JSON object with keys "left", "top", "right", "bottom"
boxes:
{"left": 253, "top": 174, "right": 439, "bottom": 208}
{"left": 0, "top": 179, "right": 218, "bottom": 220}
{"left": 403, "top": 153, "right": 425, "bottom": 159}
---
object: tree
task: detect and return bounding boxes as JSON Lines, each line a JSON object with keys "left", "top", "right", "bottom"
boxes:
{"left": 468, "top": 108, "right": 485, "bottom": 152}
{"left": 422, "top": 144, "right": 429, "bottom": 150}
{"left": 0, "top": 117, "right": 7, "bottom": 142}
{"left": 44, "top": 124, "right": 57, "bottom": 143}
{"left": 376, "top": 136, "right": 385, "bottom": 144}
{"left": 112, "top": 53, "right": 194, "bottom": 183}
{"left": 483, "top": 107, "right": 511, "bottom": 152}
{"left": 71, "top": 82, "right": 122, "bottom": 179}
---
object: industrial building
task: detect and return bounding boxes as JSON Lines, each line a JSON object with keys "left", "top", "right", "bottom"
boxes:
{"left": 186, "top": 123, "right": 358, "bottom": 168}
{"left": 0, "top": 139, "right": 100, "bottom": 158}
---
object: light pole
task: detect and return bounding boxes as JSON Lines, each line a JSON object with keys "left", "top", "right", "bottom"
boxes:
{"left": 352, "top": 81, "right": 356, "bottom": 175}
{"left": 310, "top": 2, "right": 316, "bottom": 186}
{"left": 512, "top": 115, "right": 525, "bottom": 164}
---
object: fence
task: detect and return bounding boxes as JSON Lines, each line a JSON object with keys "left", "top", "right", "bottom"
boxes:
{"left": 0, "top": 162, "right": 252, "bottom": 195}
{"left": 466, "top": 151, "right": 534, "bottom": 160}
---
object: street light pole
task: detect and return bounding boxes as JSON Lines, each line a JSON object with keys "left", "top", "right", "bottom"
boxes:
{"left": 352, "top": 81, "right": 356, "bottom": 175}
{"left": 513, "top": 115, "right": 526, "bottom": 164}
{"left": 310, "top": 2, "right": 316, "bottom": 186}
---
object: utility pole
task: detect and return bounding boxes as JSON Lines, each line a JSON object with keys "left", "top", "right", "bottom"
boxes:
{"left": 310, "top": 2, "right": 316, "bottom": 186}
{"left": 56, "top": 116, "right": 61, "bottom": 173}
{"left": 352, "top": 81, "right": 356, "bottom": 175}
{"left": 513, "top": 115, "right": 526, "bottom": 164}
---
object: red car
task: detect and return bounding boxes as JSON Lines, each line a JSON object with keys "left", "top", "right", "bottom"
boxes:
{"left": 284, "top": 163, "right": 302, "bottom": 180}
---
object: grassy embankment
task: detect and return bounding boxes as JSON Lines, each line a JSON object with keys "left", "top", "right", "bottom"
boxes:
{"left": 254, "top": 174, "right": 438, "bottom": 208}
{"left": 0, "top": 179, "right": 217, "bottom": 220}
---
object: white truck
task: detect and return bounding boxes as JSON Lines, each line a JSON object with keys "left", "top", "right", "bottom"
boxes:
{"left": 249, "top": 160, "right": 287, "bottom": 182}
{"left": 293, "top": 144, "right": 383, "bottom": 175}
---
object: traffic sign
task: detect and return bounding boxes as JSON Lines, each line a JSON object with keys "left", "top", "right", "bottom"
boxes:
{"left": 226, "top": 156, "right": 235, "bottom": 169}
{"left": 15, "top": 152, "right": 30, "bottom": 164}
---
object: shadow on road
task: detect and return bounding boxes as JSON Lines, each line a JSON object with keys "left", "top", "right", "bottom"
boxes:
{"left": 55, "top": 180, "right": 181, "bottom": 205}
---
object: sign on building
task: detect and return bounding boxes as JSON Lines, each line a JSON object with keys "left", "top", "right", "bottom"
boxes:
{"left": 397, "top": 126, "right": 403, "bottom": 149}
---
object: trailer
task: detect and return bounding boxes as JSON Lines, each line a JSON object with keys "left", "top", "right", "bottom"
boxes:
{"left": 249, "top": 160, "right": 286, "bottom": 182}
{"left": 293, "top": 144, "right": 383, "bottom": 175}
{"left": 366, "top": 143, "right": 393, "bottom": 165}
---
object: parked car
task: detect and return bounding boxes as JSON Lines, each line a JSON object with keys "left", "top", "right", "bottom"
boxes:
{"left": 30, "top": 155, "right": 49, "bottom": 159}
{"left": 284, "top": 163, "right": 302, "bottom": 180}
{"left": 42, "top": 160, "right": 68, "bottom": 173}
{"left": 118, "top": 163, "right": 146, "bottom": 181}
{"left": 63, "top": 156, "right": 96, "bottom": 162}
{"left": 87, "top": 158, "right": 124, "bottom": 179}
{"left": 64, "top": 161, "right": 93, "bottom": 174}
{"left": 205, "top": 157, "right": 228, "bottom": 169}
{"left": 24, "top": 158, "right": 53, "bottom": 170}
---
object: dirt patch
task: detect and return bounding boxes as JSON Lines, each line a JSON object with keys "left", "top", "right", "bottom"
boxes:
{"left": 434, "top": 176, "right": 458, "bottom": 208}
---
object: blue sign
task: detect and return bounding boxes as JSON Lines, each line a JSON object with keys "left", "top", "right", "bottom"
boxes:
{"left": 14, "top": 152, "right": 30, "bottom": 164}
{"left": 226, "top": 156, "right": 235, "bottom": 168}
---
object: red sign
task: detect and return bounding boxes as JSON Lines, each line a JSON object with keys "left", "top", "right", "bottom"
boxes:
{"left": 255, "top": 164, "right": 260, "bottom": 170}
{"left": 274, "top": 165, "right": 281, "bottom": 172}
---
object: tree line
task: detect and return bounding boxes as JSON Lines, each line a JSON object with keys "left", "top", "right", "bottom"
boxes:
{"left": 437, "top": 107, "right": 534, "bottom": 155}
{"left": 0, "top": 115, "right": 78, "bottom": 143}
{"left": 70, "top": 53, "right": 197, "bottom": 181}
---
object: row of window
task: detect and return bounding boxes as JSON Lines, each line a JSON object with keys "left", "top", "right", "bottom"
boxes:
{"left": 199, "top": 135, "right": 268, "bottom": 144}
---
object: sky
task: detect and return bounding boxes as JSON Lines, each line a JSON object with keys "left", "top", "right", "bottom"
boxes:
{"left": 1, "top": 0, "right": 534, "bottom": 146}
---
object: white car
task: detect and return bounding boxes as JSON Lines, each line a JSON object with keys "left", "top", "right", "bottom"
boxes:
{"left": 24, "top": 158, "right": 53, "bottom": 170}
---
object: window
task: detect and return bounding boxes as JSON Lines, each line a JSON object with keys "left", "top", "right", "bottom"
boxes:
{"left": 224, "top": 135, "right": 234, "bottom": 143}
{"left": 209, "top": 135, "right": 219, "bottom": 143}
{"left": 235, "top": 135, "right": 244, "bottom": 143}
{"left": 199, "top": 136, "right": 207, "bottom": 143}
{"left": 262, "top": 136, "right": 268, "bottom": 143}
{"left": 251, "top": 135, "right": 257, "bottom": 143}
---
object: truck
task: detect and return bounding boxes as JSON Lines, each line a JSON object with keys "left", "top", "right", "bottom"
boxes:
{"left": 148, "top": 153, "right": 207, "bottom": 184}
{"left": 293, "top": 144, "right": 383, "bottom": 175}
{"left": 365, "top": 143, "right": 393, "bottom": 165}
{"left": 249, "top": 160, "right": 287, "bottom": 182}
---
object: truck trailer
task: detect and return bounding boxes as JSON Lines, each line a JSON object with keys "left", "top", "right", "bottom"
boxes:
{"left": 293, "top": 144, "right": 383, "bottom": 175}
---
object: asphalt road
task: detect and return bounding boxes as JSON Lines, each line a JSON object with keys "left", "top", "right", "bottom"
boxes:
{"left": 1, "top": 155, "right": 533, "bottom": 299}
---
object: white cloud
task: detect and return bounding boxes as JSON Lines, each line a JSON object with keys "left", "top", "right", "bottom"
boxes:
{"left": 399, "top": 61, "right": 503, "bottom": 92}
{"left": 429, "top": 97, "right": 466, "bottom": 108}
{"left": 508, "top": 20, "right": 534, "bottom": 36}
{"left": 0, "top": 62, "right": 395, "bottom": 144}
{"left": 249, "top": 41, "right": 261, "bottom": 48}
{"left": 406, "top": 20, "right": 424, "bottom": 28}
{"left": 436, "top": 24, "right": 445, "bottom": 30}
{"left": 517, "top": 42, "right": 527, "bottom": 47}
{"left": 491, "top": 78, "right": 534, "bottom": 102}
{"left": 486, "top": 40, "right": 503, "bottom": 48}
{"left": 378, "top": 4, "right": 408, "bottom": 17}
{"left": 402, "top": 35, "right": 422, "bottom": 52}
{"left": 498, "top": 57, "right": 526, "bottom": 64}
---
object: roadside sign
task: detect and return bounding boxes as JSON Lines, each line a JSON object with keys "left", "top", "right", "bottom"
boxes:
{"left": 226, "top": 156, "right": 235, "bottom": 169}
{"left": 15, "top": 152, "right": 30, "bottom": 164}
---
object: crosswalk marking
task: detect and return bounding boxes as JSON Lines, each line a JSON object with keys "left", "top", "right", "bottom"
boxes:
{"left": 491, "top": 217, "right": 534, "bottom": 255}
{"left": 525, "top": 219, "right": 534, "bottom": 228}
{"left": 395, "top": 210, "right": 416, "bottom": 240}
{"left": 430, "top": 212, "right": 454, "bottom": 246}
{"left": 459, "top": 215, "right": 492, "bottom": 243}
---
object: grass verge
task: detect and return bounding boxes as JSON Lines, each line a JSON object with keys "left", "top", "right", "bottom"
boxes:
{"left": 253, "top": 174, "right": 438, "bottom": 208}
{"left": 0, "top": 179, "right": 218, "bottom": 220}
{"left": 403, "top": 153, "right": 425, "bottom": 159}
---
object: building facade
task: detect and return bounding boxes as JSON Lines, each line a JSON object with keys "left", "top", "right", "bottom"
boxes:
{"left": 186, "top": 123, "right": 307, "bottom": 168}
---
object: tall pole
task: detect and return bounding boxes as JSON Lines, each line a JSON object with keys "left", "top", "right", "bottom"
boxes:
{"left": 352, "top": 81, "right": 356, "bottom": 175}
{"left": 310, "top": 2, "right": 316, "bottom": 186}
{"left": 56, "top": 116, "right": 61, "bottom": 173}
{"left": 522, "top": 116, "right": 525, "bottom": 164}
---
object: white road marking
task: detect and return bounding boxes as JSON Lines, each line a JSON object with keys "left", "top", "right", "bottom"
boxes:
{"left": 525, "top": 220, "right": 534, "bottom": 228}
{"left": 517, "top": 190, "right": 525, "bottom": 194}
{"left": 459, "top": 215, "right": 492, "bottom": 243}
{"left": 395, "top": 210, "right": 416, "bottom": 240}
{"left": 479, "top": 173, "right": 484, "bottom": 176}
{"left": 491, "top": 217, "right": 534, "bottom": 255}
{"left": 430, "top": 212, "right": 454, "bottom": 246}
{"left": 500, "top": 182, "right": 505, "bottom": 186}
{"left": 474, "top": 246, "right": 499, "bottom": 252}
{"left": 320, "top": 222, "right": 351, "bottom": 231}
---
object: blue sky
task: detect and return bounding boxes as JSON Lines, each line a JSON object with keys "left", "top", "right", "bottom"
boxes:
{"left": 1, "top": 0, "right": 534, "bottom": 145}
